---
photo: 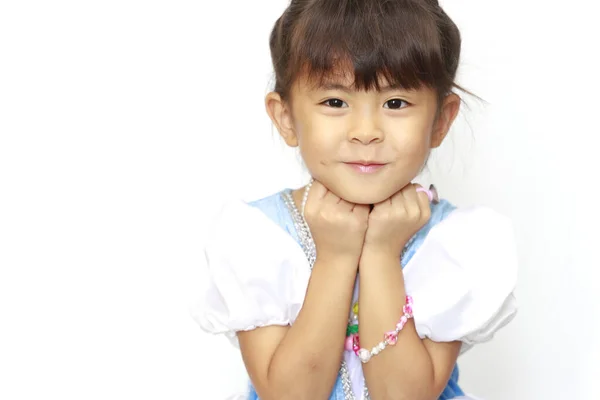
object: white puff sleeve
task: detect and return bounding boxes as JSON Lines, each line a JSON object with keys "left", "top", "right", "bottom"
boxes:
{"left": 404, "top": 207, "right": 518, "bottom": 353}
{"left": 191, "top": 200, "right": 311, "bottom": 347}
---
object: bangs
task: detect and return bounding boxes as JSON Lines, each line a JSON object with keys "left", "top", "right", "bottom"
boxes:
{"left": 287, "top": 0, "right": 456, "bottom": 93}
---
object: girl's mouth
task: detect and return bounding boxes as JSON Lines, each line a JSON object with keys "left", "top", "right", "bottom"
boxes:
{"left": 344, "top": 162, "right": 387, "bottom": 174}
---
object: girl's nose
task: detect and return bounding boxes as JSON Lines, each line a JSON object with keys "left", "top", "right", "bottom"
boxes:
{"left": 348, "top": 119, "right": 384, "bottom": 145}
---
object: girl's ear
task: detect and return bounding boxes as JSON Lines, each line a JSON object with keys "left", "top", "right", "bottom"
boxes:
{"left": 265, "top": 92, "right": 298, "bottom": 147}
{"left": 431, "top": 93, "right": 461, "bottom": 148}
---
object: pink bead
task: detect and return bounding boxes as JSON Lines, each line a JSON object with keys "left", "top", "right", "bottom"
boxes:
{"left": 396, "top": 315, "right": 408, "bottom": 330}
{"left": 403, "top": 304, "right": 413, "bottom": 316}
{"left": 353, "top": 335, "right": 360, "bottom": 355}
{"left": 345, "top": 335, "right": 354, "bottom": 351}
{"left": 406, "top": 295, "right": 413, "bottom": 305}
{"left": 384, "top": 331, "right": 398, "bottom": 346}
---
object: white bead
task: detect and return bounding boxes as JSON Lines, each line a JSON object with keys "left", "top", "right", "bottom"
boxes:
{"left": 378, "top": 342, "right": 386, "bottom": 351}
{"left": 358, "top": 348, "right": 371, "bottom": 363}
{"left": 372, "top": 347, "right": 380, "bottom": 355}
{"left": 301, "top": 178, "right": 313, "bottom": 217}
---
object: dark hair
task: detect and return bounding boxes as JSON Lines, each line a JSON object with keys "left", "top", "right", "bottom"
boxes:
{"left": 269, "top": 0, "right": 463, "bottom": 105}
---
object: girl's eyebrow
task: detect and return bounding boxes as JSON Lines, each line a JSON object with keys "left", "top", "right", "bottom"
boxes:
{"left": 319, "top": 83, "right": 353, "bottom": 92}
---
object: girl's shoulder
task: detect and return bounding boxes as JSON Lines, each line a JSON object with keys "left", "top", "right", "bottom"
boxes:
{"left": 247, "top": 188, "right": 300, "bottom": 243}
{"left": 192, "top": 189, "right": 310, "bottom": 347}
{"left": 404, "top": 201, "right": 518, "bottom": 353}
{"left": 247, "top": 189, "right": 292, "bottom": 224}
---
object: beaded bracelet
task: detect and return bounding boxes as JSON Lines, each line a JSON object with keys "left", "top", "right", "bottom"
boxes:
{"left": 354, "top": 295, "right": 414, "bottom": 363}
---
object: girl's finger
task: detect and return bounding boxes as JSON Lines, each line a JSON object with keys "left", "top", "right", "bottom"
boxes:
{"left": 389, "top": 185, "right": 406, "bottom": 210}
{"left": 401, "top": 184, "right": 422, "bottom": 215}
{"left": 415, "top": 185, "right": 431, "bottom": 213}
{"left": 308, "top": 179, "right": 328, "bottom": 201}
{"left": 323, "top": 187, "right": 340, "bottom": 206}
{"left": 338, "top": 198, "right": 355, "bottom": 212}
{"left": 373, "top": 195, "right": 393, "bottom": 213}
{"left": 352, "top": 203, "right": 370, "bottom": 218}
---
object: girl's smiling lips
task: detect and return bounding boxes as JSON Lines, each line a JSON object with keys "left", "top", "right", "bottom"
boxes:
{"left": 344, "top": 160, "right": 388, "bottom": 174}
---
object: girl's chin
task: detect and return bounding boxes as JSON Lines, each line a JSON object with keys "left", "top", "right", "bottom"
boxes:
{"left": 328, "top": 185, "right": 400, "bottom": 205}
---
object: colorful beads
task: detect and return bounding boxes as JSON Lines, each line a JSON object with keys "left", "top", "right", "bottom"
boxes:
{"left": 358, "top": 348, "right": 371, "bottom": 363}
{"left": 344, "top": 335, "right": 355, "bottom": 351}
{"left": 352, "top": 335, "right": 360, "bottom": 355}
{"left": 396, "top": 315, "right": 408, "bottom": 330}
{"left": 344, "top": 296, "right": 415, "bottom": 364}
{"left": 346, "top": 324, "right": 359, "bottom": 336}
{"left": 345, "top": 302, "right": 359, "bottom": 339}
{"left": 384, "top": 330, "right": 398, "bottom": 346}
{"left": 357, "top": 295, "right": 414, "bottom": 364}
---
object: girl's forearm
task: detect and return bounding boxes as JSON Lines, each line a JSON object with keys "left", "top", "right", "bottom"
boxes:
{"left": 358, "top": 250, "right": 435, "bottom": 400}
{"left": 265, "top": 257, "right": 357, "bottom": 400}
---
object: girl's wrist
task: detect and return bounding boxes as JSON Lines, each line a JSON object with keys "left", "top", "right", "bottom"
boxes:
{"left": 315, "top": 252, "right": 359, "bottom": 272}
{"left": 359, "top": 245, "right": 404, "bottom": 268}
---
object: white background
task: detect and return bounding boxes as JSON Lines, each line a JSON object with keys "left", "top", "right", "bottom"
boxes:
{"left": 1, "top": 1, "right": 599, "bottom": 399}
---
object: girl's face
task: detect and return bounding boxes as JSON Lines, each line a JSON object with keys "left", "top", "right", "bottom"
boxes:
{"left": 267, "top": 70, "right": 460, "bottom": 204}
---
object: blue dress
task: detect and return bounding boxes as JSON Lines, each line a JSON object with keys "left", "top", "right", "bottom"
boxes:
{"left": 244, "top": 189, "right": 466, "bottom": 400}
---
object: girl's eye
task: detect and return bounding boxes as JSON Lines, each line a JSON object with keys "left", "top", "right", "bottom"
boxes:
{"left": 384, "top": 99, "right": 409, "bottom": 109}
{"left": 322, "top": 98, "right": 347, "bottom": 108}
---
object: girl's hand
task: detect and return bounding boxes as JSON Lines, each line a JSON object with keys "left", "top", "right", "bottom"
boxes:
{"left": 363, "top": 184, "right": 431, "bottom": 259}
{"left": 303, "top": 180, "right": 370, "bottom": 265}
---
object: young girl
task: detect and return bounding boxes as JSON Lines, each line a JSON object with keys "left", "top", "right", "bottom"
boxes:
{"left": 194, "top": 1, "right": 518, "bottom": 399}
